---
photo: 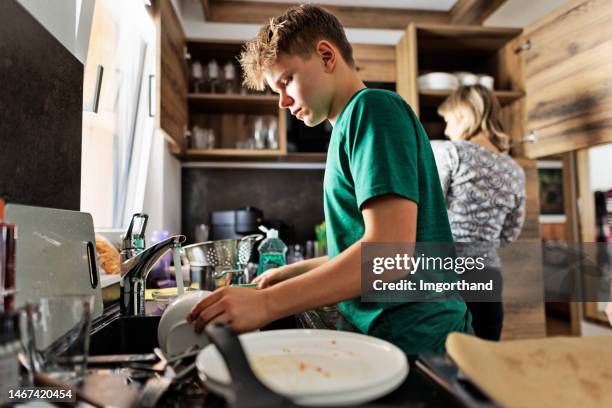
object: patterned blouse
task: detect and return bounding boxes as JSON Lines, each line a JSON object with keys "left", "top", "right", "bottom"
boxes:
{"left": 431, "top": 140, "right": 526, "bottom": 245}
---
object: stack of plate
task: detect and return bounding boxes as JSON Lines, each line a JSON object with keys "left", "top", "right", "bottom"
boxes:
{"left": 196, "top": 329, "right": 409, "bottom": 406}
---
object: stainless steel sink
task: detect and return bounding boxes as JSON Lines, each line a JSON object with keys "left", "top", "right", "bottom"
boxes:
{"left": 89, "top": 315, "right": 161, "bottom": 355}
{"left": 88, "top": 312, "right": 297, "bottom": 356}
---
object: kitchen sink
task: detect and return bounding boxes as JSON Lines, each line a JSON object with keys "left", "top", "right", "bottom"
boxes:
{"left": 88, "top": 312, "right": 297, "bottom": 356}
{"left": 89, "top": 315, "right": 161, "bottom": 355}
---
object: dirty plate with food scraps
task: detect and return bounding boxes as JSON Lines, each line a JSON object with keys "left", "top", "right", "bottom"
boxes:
{"left": 196, "top": 329, "right": 408, "bottom": 406}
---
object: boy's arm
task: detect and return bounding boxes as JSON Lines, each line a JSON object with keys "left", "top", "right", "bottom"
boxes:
{"left": 266, "top": 195, "right": 416, "bottom": 316}
{"left": 188, "top": 195, "right": 417, "bottom": 333}
{"left": 252, "top": 256, "right": 329, "bottom": 289}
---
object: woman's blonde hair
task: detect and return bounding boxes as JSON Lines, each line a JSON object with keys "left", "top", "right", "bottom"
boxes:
{"left": 239, "top": 4, "right": 354, "bottom": 91}
{"left": 438, "top": 85, "right": 510, "bottom": 152}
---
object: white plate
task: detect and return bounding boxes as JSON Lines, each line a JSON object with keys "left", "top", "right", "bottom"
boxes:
{"left": 417, "top": 72, "right": 459, "bottom": 91}
{"left": 165, "top": 321, "right": 210, "bottom": 357}
{"left": 158, "top": 290, "right": 211, "bottom": 354}
{"left": 196, "top": 329, "right": 408, "bottom": 406}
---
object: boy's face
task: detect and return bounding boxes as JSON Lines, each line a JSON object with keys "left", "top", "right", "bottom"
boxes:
{"left": 265, "top": 53, "right": 333, "bottom": 127}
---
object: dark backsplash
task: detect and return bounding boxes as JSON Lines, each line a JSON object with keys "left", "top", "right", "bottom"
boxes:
{"left": 0, "top": 1, "right": 83, "bottom": 211}
{"left": 182, "top": 168, "right": 325, "bottom": 244}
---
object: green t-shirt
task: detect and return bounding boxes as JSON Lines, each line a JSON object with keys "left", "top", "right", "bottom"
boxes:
{"left": 323, "top": 88, "right": 471, "bottom": 354}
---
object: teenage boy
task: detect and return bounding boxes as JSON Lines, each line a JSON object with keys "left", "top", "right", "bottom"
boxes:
{"left": 188, "top": 4, "right": 471, "bottom": 353}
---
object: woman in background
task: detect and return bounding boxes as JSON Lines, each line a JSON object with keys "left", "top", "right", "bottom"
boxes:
{"left": 432, "top": 85, "right": 526, "bottom": 341}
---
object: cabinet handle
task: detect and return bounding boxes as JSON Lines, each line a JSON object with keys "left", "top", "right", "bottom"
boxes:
{"left": 514, "top": 39, "right": 531, "bottom": 54}
{"left": 148, "top": 74, "right": 155, "bottom": 117}
{"left": 83, "top": 65, "right": 104, "bottom": 113}
{"left": 521, "top": 130, "right": 537, "bottom": 144}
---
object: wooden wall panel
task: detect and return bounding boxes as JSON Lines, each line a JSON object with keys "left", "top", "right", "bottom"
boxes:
{"left": 450, "top": 0, "right": 508, "bottom": 25}
{"left": 395, "top": 25, "right": 419, "bottom": 114}
{"left": 156, "top": 0, "right": 188, "bottom": 153}
{"left": 501, "top": 159, "right": 547, "bottom": 340}
{"left": 206, "top": 0, "right": 449, "bottom": 29}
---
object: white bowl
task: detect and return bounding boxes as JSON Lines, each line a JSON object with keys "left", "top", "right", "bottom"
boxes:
{"left": 454, "top": 71, "right": 478, "bottom": 86}
{"left": 478, "top": 74, "right": 495, "bottom": 90}
{"left": 157, "top": 290, "right": 212, "bottom": 356}
{"left": 417, "top": 72, "right": 459, "bottom": 91}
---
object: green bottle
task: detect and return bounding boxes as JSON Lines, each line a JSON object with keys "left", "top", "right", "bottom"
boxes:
{"left": 257, "top": 226, "right": 287, "bottom": 276}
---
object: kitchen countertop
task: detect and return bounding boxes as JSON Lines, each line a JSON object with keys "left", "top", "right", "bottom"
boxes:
{"left": 81, "top": 303, "right": 462, "bottom": 407}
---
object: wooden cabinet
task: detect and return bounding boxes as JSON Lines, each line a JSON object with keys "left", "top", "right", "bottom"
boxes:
{"left": 353, "top": 44, "right": 396, "bottom": 83}
{"left": 155, "top": 0, "right": 188, "bottom": 155}
{"left": 155, "top": 5, "right": 397, "bottom": 161}
{"left": 397, "top": 0, "right": 612, "bottom": 159}
{"left": 396, "top": 23, "right": 524, "bottom": 141}
{"left": 519, "top": 0, "right": 612, "bottom": 159}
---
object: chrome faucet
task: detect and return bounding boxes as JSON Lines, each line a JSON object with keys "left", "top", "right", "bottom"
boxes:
{"left": 119, "top": 213, "right": 186, "bottom": 316}
{"left": 120, "top": 235, "right": 186, "bottom": 315}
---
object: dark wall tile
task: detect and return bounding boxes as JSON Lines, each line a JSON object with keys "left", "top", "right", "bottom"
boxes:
{"left": 0, "top": 1, "right": 82, "bottom": 211}
{"left": 182, "top": 168, "right": 325, "bottom": 244}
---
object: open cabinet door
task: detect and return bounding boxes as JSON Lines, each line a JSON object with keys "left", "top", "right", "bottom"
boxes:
{"left": 155, "top": 0, "right": 188, "bottom": 154}
{"left": 518, "top": 0, "right": 612, "bottom": 159}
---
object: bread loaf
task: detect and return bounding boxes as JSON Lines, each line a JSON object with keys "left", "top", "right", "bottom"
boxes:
{"left": 95, "top": 234, "right": 121, "bottom": 274}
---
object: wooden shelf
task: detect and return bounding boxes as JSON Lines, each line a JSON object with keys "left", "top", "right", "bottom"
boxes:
{"left": 284, "top": 153, "right": 327, "bottom": 163}
{"left": 183, "top": 148, "right": 284, "bottom": 160}
{"left": 415, "top": 24, "right": 521, "bottom": 53}
{"left": 182, "top": 149, "right": 327, "bottom": 162}
{"left": 188, "top": 93, "right": 278, "bottom": 114}
{"left": 419, "top": 89, "right": 524, "bottom": 108}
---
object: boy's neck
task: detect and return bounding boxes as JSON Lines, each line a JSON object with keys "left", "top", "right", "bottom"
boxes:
{"left": 327, "top": 72, "right": 366, "bottom": 127}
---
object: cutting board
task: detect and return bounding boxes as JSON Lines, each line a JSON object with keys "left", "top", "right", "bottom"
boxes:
{"left": 446, "top": 332, "right": 612, "bottom": 408}
{"left": 4, "top": 204, "right": 104, "bottom": 322}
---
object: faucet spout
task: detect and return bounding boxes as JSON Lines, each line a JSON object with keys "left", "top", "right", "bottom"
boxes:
{"left": 120, "top": 235, "right": 186, "bottom": 316}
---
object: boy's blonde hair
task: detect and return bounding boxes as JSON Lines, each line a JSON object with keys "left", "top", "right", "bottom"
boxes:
{"left": 239, "top": 4, "right": 354, "bottom": 91}
{"left": 438, "top": 85, "right": 510, "bottom": 153}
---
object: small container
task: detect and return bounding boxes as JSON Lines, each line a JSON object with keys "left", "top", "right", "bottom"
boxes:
{"left": 191, "top": 60, "right": 204, "bottom": 92}
{"left": 286, "top": 244, "right": 304, "bottom": 264}
{"left": 207, "top": 59, "right": 220, "bottom": 93}
{"left": 253, "top": 117, "right": 267, "bottom": 149}
{"left": 223, "top": 62, "right": 238, "bottom": 94}
{"left": 267, "top": 117, "right": 278, "bottom": 149}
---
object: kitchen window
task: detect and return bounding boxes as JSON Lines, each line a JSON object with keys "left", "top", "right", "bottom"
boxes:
{"left": 81, "top": 0, "right": 155, "bottom": 229}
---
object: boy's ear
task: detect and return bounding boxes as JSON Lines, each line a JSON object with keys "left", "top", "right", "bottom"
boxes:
{"left": 316, "top": 40, "right": 336, "bottom": 73}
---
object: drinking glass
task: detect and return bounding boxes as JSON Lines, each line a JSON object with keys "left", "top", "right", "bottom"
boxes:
{"left": 27, "top": 295, "right": 94, "bottom": 383}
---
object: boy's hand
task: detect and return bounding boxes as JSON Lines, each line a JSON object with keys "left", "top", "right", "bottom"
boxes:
{"left": 187, "top": 286, "right": 273, "bottom": 333}
{"left": 252, "top": 265, "right": 290, "bottom": 289}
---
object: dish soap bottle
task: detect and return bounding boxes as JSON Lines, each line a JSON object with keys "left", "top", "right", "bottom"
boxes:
{"left": 257, "top": 226, "right": 287, "bottom": 276}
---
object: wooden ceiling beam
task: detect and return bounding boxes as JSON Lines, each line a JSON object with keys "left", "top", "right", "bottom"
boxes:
{"left": 449, "top": 0, "right": 508, "bottom": 25}
{"left": 205, "top": 0, "right": 449, "bottom": 29}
